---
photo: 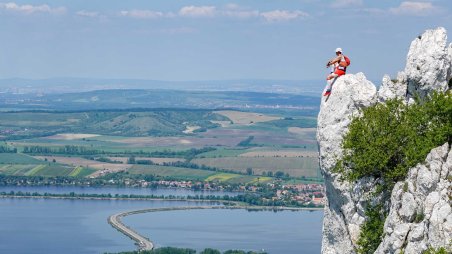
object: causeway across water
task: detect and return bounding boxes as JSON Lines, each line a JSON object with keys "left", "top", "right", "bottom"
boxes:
{"left": 108, "top": 205, "right": 320, "bottom": 251}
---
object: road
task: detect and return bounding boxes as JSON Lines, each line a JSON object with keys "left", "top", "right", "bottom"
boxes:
{"left": 108, "top": 211, "right": 155, "bottom": 251}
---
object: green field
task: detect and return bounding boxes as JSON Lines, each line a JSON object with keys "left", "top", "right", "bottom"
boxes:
{"left": 195, "top": 148, "right": 247, "bottom": 158}
{"left": 128, "top": 164, "right": 271, "bottom": 184}
{"left": 0, "top": 164, "right": 35, "bottom": 175}
{"left": 0, "top": 163, "right": 95, "bottom": 177}
{"left": 128, "top": 164, "right": 216, "bottom": 180}
{"left": 234, "top": 117, "right": 317, "bottom": 133}
{"left": 0, "top": 153, "right": 43, "bottom": 164}
{"left": 191, "top": 157, "right": 320, "bottom": 178}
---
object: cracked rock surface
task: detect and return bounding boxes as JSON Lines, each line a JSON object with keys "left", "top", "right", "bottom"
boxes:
{"left": 376, "top": 143, "right": 451, "bottom": 254}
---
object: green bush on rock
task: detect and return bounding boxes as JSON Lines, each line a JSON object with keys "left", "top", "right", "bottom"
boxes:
{"left": 334, "top": 91, "right": 451, "bottom": 184}
{"left": 357, "top": 204, "right": 386, "bottom": 254}
{"left": 334, "top": 91, "right": 451, "bottom": 253}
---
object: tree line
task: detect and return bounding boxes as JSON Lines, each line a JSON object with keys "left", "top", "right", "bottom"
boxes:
{"left": 21, "top": 145, "right": 216, "bottom": 159}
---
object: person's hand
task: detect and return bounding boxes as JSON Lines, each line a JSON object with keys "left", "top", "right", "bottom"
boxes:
{"left": 326, "top": 61, "right": 331, "bottom": 68}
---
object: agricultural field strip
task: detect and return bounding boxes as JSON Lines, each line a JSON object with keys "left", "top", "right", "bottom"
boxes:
{"left": 287, "top": 127, "right": 317, "bottom": 135}
{"left": 24, "top": 165, "right": 46, "bottom": 176}
{"left": 239, "top": 150, "right": 318, "bottom": 158}
{"left": 106, "top": 157, "right": 185, "bottom": 164}
{"left": 32, "top": 156, "right": 131, "bottom": 171}
{"left": 128, "top": 165, "right": 271, "bottom": 184}
{"left": 69, "top": 166, "right": 83, "bottom": 177}
{"left": 214, "top": 110, "right": 281, "bottom": 125}
{"left": 191, "top": 157, "right": 319, "bottom": 178}
{"left": 205, "top": 173, "right": 272, "bottom": 183}
{"left": 46, "top": 133, "right": 100, "bottom": 140}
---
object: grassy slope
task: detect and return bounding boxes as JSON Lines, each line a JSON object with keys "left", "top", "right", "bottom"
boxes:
{"left": 0, "top": 110, "right": 228, "bottom": 138}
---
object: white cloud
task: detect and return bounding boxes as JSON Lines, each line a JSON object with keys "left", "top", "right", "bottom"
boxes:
{"left": 76, "top": 10, "right": 99, "bottom": 18}
{"left": 389, "top": 1, "right": 438, "bottom": 16}
{"left": 224, "top": 3, "right": 240, "bottom": 10}
{"left": 179, "top": 6, "right": 216, "bottom": 17}
{"left": 0, "top": 2, "right": 66, "bottom": 14}
{"left": 116, "top": 5, "right": 308, "bottom": 22}
{"left": 330, "top": 0, "right": 363, "bottom": 8}
{"left": 260, "top": 10, "right": 309, "bottom": 22}
{"left": 119, "top": 10, "right": 165, "bottom": 19}
{"left": 223, "top": 10, "right": 259, "bottom": 19}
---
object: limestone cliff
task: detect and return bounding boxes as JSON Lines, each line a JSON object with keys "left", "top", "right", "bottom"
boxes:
{"left": 317, "top": 27, "right": 451, "bottom": 254}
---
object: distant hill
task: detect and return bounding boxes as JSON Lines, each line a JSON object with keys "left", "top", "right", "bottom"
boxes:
{"left": 0, "top": 109, "right": 229, "bottom": 138}
{"left": 0, "top": 89, "right": 320, "bottom": 113}
{"left": 0, "top": 78, "right": 324, "bottom": 95}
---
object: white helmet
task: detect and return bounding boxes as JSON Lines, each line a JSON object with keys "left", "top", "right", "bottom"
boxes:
{"left": 335, "top": 47, "right": 342, "bottom": 53}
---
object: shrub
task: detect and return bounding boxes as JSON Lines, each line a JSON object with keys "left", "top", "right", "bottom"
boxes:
{"left": 357, "top": 204, "right": 386, "bottom": 254}
{"left": 422, "top": 247, "right": 448, "bottom": 254}
{"left": 403, "top": 182, "right": 409, "bottom": 192}
{"left": 414, "top": 210, "right": 425, "bottom": 223}
{"left": 334, "top": 91, "right": 452, "bottom": 184}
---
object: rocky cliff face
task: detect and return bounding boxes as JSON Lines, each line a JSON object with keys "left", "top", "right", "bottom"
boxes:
{"left": 317, "top": 27, "right": 452, "bottom": 254}
{"left": 376, "top": 143, "right": 451, "bottom": 253}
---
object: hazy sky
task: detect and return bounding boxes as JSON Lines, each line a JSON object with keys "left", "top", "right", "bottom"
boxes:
{"left": 0, "top": 0, "right": 451, "bottom": 82}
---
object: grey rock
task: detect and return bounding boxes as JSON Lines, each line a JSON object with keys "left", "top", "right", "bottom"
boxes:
{"left": 404, "top": 27, "right": 452, "bottom": 98}
{"left": 318, "top": 27, "right": 452, "bottom": 254}
{"left": 408, "top": 224, "right": 425, "bottom": 242}
{"left": 378, "top": 74, "right": 407, "bottom": 102}
{"left": 398, "top": 192, "right": 416, "bottom": 221}
{"left": 317, "top": 73, "right": 377, "bottom": 254}
{"left": 376, "top": 144, "right": 451, "bottom": 254}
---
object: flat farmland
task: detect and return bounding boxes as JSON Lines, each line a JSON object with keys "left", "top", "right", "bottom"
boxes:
{"left": 206, "top": 173, "right": 272, "bottom": 184}
{"left": 46, "top": 133, "right": 100, "bottom": 140}
{"left": 0, "top": 112, "right": 84, "bottom": 127}
{"left": 104, "top": 136, "right": 244, "bottom": 147}
{"left": 128, "top": 165, "right": 270, "bottom": 184}
{"left": 10, "top": 137, "right": 121, "bottom": 148}
{"left": 239, "top": 149, "right": 318, "bottom": 158}
{"left": 215, "top": 110, "right": 281, "bottom": 125}
{"left": 251, "top": 135, "right": 317, "bottom": 147}
{"left": 0, "top": 163, "right": 95, "bottom": 177}
{"left": 128, "top": 164, "right": 216, "bottom": 180}
{"left": 191, "top": 157, "right": 320, "bottom": 178}
{"left": 288, "top": 127, "right": 317, "bottom": 140}
{"left": 0, "top": 153, "right": 43, "bottom": 164}
{"left": 33, "top": 156, "right": 131, "bottom": 172}
{"left": 195, "top": 148, "right": 247, "bottom": 158}
{"left": 201, "top": 128, "right": 269, "bottom": 139}
{"left": 0, "top": 164, "right": 36, "bottom": 175}
{"left": 107, "top": 157, "right": 185, "bottom": 164}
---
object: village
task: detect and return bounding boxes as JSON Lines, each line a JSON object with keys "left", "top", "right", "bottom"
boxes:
{"left": 121, "top": 178, "right": 326, "bottom": 207}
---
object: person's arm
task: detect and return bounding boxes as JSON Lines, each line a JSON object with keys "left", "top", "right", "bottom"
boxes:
{"left": 326, "top": 56, "right": 341, "bottom": 67}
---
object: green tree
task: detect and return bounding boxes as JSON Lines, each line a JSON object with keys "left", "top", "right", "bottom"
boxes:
{"left": 127, "top": 156, "right": 136, "bottom": 164}
{"left": 275, "top": 171, "right": 285, "bottom": 178}
{"left": 200, "top": 248, "right": 221, "bottom": 254}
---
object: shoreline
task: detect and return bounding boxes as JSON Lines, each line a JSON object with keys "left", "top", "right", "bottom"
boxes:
{"left": 0, "top": 195, "right": 324, "bottom": 211}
